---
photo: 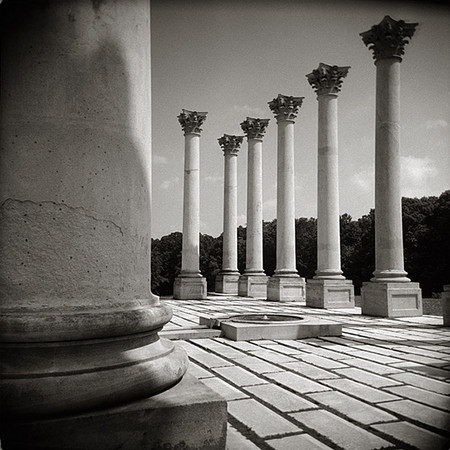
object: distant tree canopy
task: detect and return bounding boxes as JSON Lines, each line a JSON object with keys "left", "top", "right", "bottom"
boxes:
{"left": 151, "top": 191, "right": 450, "bottom": 297}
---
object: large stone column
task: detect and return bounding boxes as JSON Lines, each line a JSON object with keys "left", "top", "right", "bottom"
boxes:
{"left": 305, "top": 63, "right": 355, "bottom": 309}
{"left": 239, "top": 118, "right": 270, "bottom": 298}
{"left": 0, "top": 2, "right": 226, "bottom": 448}
{"left": 360, "top": 16, "right": 422, "bottom": 317}
{"left": 215, "top": 135, "right": 243, "bottom": 294}
{"left": 267, "top": 95, "right": 306, "bottom": 302}
{"left": 173, "top": 109, "right": 208, "bottom": 299}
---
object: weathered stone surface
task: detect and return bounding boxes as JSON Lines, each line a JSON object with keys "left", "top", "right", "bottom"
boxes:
{"left": 306, "top": 279, "right": 355, "bottom": 309}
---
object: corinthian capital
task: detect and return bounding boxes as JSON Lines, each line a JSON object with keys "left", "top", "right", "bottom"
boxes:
{"left": 218, "top": 134, "right": 244, "bottom": 156}
{"left": 306, "top": 63, "right": 350, "bottom": 96}
{"left": 240, "top": 117, "right": 270, "bottom": 140}
{"left": 178, "top": 109, "right": 208, "bottom": 135}
{"left": 268, "top": 94, "right": 304, "bottom": 121}
{"left": 360, "top": 15, "right": 418, "bottom": 62}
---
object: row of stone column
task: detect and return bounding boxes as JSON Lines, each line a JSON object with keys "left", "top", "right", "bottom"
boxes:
{"left": 174, "top": 15, "right": 422, "bottom": 317}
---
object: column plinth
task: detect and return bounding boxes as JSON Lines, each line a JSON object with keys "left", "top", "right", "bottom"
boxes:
{"left": 215, "top": 135, "right": 243, "bottom": 295}
{"left": 305, "top": 63, "right": 354, "bottom": 308}
{"left": 174, "top": 110, "right": 207, "bottom": 299}
{"left": 0, "top": 2, "right": 226, "bottom": 448}
{"left": 239, "top": 118, "right": 269, "bottom": 298}
{"left": 360, "top": 16, "right": 422, "bottom": 317}
{"left": 266, "top": 95, "right": 305, "bottom": 302}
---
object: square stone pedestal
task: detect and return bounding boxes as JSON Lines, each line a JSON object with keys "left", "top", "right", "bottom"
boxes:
{"left": 361, "top": 281, "right": 422, "bottom": 318}
{"left": 306, "top": 279, "right": 355, "bottom": 309}
{"left": 442, "top": 285, "right": 450, "bottom": 327}
{"left": 266, "top": 276, "right": 306, "bottom": 302}
{"left": 0, "top": 373, "right": 227, "bottom": 450}
{"left": 215, "top": 273, "right": 240, "bottom": 295}
{"left": 238, "top": 274, "right": 268, "bottom": 298}
{"left": 173, "top": 276, "right": 207, "bottom": 299}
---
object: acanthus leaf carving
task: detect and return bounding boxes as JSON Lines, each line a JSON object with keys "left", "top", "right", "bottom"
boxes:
{"left": 268, "top": 94, "right": 304, "bottom": 121}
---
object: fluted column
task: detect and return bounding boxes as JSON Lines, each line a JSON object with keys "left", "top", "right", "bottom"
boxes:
{"left": 305, "top": 63, "right": 355, "bottom": 308}
{"left": 266, "top": 95, "right": 306, "bottom": 302}
{"left": 360, "top": 16, "right": 422, "bottom": 317}
{"left": 173, "top": 109, "right": 207, "bottom": 299}
{"left": 238, "top": 118, "right": 270, "bottom": 297}
{"left": 215, "top": 134, "right": 243, "bottom": 294}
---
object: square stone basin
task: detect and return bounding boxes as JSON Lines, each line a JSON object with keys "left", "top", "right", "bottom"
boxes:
{"left": 199, "top": 313, "right": 342, "bottom": 341}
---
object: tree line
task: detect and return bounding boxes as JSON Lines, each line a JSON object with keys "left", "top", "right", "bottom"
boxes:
{"left": 151, "top": 191, "right": 450, "bottom": 298}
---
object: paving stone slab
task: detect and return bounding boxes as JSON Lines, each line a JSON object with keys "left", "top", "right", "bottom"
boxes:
{"left": 281, "top": 361, "right": 340, "bottom": 380}
{"left": 307, "top": 391, "right": 398, "bottom": 425}
{"left": 226, "top": 424, "right": 260, "bottom": 450}
{"left": 334, "top": 367, "right": 403, "bottom": 388}
{"left": 248, "top": 349, "right": 298, "bottom": 364}
{"left": 266, "top": 433, "right": 334, "bottom": 450}
{"left": 372, "top": 421, "right": 450, "bottom": 450}
{"left": 380, "top": 399, "right": 450, "bottom": 432}
{"left": 390, "top": 372, "right": 450, "bottom": 395}
{"left": 290, "top": 409, "right": 393, "bottom": 450}
{"left": 228, "top": 398, "right": 300, "bottom": 438}
{"left": 200, "top": 377, "right": 249, "bottom": 401}
{"left": 321, "top": 378, "right": 400, "bottom": 403}
{"left": 186, "top": 362, "right": 215, "bottom": 379}
{"left": 244, "top": 383, "right": 319, "bottom": 413}
{"left": 212, "top": 366, "right": 268, "bottom": 387}
{"left": 265, "top": 371, "right": 331, "bottom": 394}
{"left": 343, "top": 357, "right": 404, "bottom": 375}
{"left": 297, "top": 353, "right": 348, "bottom": 369}
{"left": 233, "top": 355, "right": 283, "bottom": 374}
{"left": 384, "top": 385, "right": 450, "bottom": 410}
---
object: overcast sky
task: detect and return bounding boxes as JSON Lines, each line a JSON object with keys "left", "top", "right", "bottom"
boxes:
{"left": 150, "top": 0, "right": 450, "bottom": 238}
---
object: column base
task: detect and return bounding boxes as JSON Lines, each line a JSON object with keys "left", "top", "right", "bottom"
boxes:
{"left": 238, "top": 273, "right": 268, "bottom": 298}
{"left": 441, "top": 285, "right": 450, "bottom": 327}
{"left": 173, "top": 276, "right": 207, "bottom": 300}
{"left": 266, "top": 275, "right": 306, "bottom": 302}
{"left": 215, "top": 272, "right": 240, "bottom": 295}
{"left": 361, "top": 281, "right": 422, "bottom": 318}
{"left": 0, "top": 373, "right": 227, "bottom": 450}
{"left": 306, "top": 279, "right": 355, "bottom": 309}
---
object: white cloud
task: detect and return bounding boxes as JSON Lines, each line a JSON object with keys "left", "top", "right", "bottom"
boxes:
{"left": 237, "top": 214, "right": 247, "bottom": 227}
{"left": 351, "top": 168, "right": 374, "bottom": 194}
{"left": 232, "top": 104, "right": 267, "bottom": 118}
{"left": 426, "top": 119, "right": 448, "bottom": 130}
{"left": 263, "top": 198, "right": 277, "bottom": 219}
{"left": 153, "top": 154, "right": 168, "bottom": 165}
{"left": 401, "top": 155, "right": 438, "bottom": 197}
{"left": 160, "top": 176, "right": 180, "bottom": 190}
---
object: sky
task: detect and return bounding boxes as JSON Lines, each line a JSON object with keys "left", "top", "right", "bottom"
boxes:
{"left": 150, "top": 0, "right": 450, "bottom": 239}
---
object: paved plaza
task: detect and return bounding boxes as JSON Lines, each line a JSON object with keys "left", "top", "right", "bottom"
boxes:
{"left": 162, "top": 296, "right": 450, "bottom": 450}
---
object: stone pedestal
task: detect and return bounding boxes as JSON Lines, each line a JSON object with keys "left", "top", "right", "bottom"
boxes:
{"left": 306, "top": 279, "right": 355, "bottom": 309}
{"left": 442, "top": 285, "right": 450, "bottom": 327}
{"left": 215, "top": 135, "right": 242, "bottom": 295}
{"left": 360, "top": 16, "right": 422, "bottom": 317}
{"left": 238, "top": 273, "right": 269, "bottom": 298}
{"left": 174, "top": 275, "right": 207, "bottom": 300}
{"left": 174, "top": 110, "right": 208, "bottom": 300}
{"left": 215, "top": 273, "right": 240, "bottom": 295}
{"left": 0, "top": 374, "right": 227, "bottom": 450}
{"left": 267, "top": 275, "right": 306, "bottom": 302}
{"left": 267, "top": 95, "right": 306, "bottom": 302}
{"left": 361, "top": 282, "right": 422, "bottom": 318}
{"left": 239, "top": 118, "right": 269, "bottom": 298}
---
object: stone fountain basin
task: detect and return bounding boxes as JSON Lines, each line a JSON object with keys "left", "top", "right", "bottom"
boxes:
{"left": 199, "top": 313, "right": 342, "bottom": 341}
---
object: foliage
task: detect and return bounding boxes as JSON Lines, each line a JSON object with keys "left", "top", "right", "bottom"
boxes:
{"left": 151, "top": 191, "right": 450, "bottom": 297}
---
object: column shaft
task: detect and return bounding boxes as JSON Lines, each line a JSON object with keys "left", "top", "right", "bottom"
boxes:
{"left": 276, "top": 120, "right": 297, "bottom": 273}
{"left": 222, "top": 152, "right": 238, "bottom": 272}
{"left": 181, "top": 133, "right": 201, "bottom": 275}
{"left": 316, "top": 94, "right": 343, "bottom": 278}
{"left": 373, "top": 58, "right": 408, "bottom": 281}
{"left": 246, "top": 138, "right": 264, "bottom": 273}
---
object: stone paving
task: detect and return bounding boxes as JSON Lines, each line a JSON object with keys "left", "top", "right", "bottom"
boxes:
{"left": 162, "top": 295, "right": 450, "bottom": 450}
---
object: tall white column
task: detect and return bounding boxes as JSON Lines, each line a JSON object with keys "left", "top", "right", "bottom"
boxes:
{"left": 239, "top": 118, "right": 270, "bottom": 297}
{"left": 0, "top": 2, "right": 226, "bottom": 448}
{"left": 267, "top": 95, "right": 306, "bottom": 302}
{"left": 360, "top": 16, "right": 422, "bottom": 317}
{"left": 215, "top": 135, "right": 242, "bottom": 294}
{"left": 305, "top": 63, "right": 355, "bottom": 308}
{"left": 174, "top": 110, "right": 207, "bottom": 299}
